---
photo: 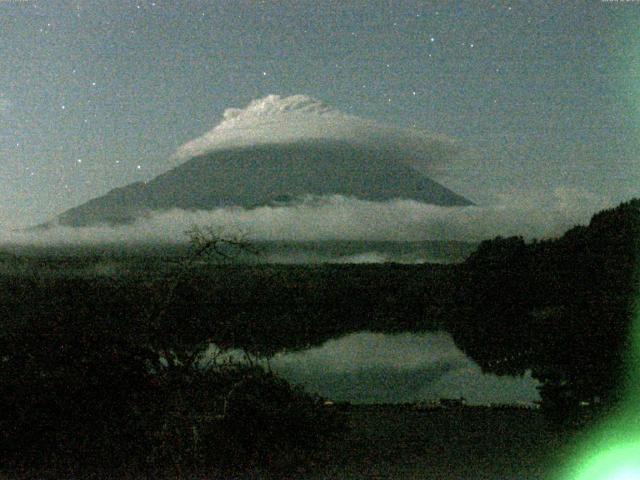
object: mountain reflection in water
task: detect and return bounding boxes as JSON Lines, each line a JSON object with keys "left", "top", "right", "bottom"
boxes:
{"left": 205, "top": 331, "right": 541, "bottom": 405}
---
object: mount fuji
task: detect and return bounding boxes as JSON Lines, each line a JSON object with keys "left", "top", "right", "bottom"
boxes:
{"left": 52, "top": 95, "right": 472, "bottom": 228}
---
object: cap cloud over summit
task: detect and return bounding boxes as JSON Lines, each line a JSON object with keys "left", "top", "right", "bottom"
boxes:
{"left": 173, "top": 94, "right": 459, "bottom": 175}
{"left": 5, "top": 188, "right": 612, "bottom": 246}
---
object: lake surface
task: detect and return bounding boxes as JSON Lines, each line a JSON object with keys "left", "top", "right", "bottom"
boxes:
{"left": 208, "top": 331, "right": 541, "bottom": 406}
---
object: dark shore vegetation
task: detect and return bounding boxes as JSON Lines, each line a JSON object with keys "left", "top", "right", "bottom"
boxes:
{"left": 451, "top": 198, "right": 640, "bottom": 422}
{"left": 0, "top": 199, "right": 639, "bottom": 477}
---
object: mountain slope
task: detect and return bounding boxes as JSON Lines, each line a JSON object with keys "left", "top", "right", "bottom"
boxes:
{"left": 55, "top": 140, "right": 472, "bottom": 227}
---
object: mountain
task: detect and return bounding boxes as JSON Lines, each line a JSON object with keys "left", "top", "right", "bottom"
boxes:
{"left": 54, "top": 140, "right": 472, "bottom": 228}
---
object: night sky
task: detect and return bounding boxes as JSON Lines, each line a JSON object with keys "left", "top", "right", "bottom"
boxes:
{"left": 1, "top": 0, "right": 639, "bottom": 229}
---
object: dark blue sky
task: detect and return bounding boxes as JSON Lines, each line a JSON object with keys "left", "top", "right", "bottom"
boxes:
{"left": 1, "top": 0, "right": 639, "bottom": 227}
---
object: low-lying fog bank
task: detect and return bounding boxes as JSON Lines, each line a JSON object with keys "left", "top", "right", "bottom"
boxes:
{"left": 0, "top": 241, "right": 477, "bottom": 275}
{"left": 3, "top": 188, "right": 615, "bottom": 245}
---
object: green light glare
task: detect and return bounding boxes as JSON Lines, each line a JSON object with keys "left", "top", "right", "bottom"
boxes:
{"left": 611, "top": 469, "right": 640, "bottom": 480}
{"left": 566, "top": 441, "right": 640, "bottom": 480}
{"left": 559, "top": 305, "right": 640, "bottom": 479}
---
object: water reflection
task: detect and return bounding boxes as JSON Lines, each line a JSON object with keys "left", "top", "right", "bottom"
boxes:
{"left": 268, "top": 331, "right": 541, "bottom": 405}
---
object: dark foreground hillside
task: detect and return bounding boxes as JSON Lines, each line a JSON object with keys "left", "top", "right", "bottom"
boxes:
{"left": 0, "top": 403, "right": 587, "bottom": 479}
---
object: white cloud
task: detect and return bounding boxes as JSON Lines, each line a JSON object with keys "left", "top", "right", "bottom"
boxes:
{"left": 0, "top": 187, "right": 614, "bottom": 246}
{"left": 172, "top": 94, "right": 458, "bottom": 176}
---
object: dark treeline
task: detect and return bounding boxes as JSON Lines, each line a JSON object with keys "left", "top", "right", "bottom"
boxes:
{"left": 448, "top": 199, "right": 640, "bottom": 420}
{"left": 1, "top": 199, "right": 639, "bottom": 475}
{"left": 0, "top": 261, "right": 452, "bottom": 355}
